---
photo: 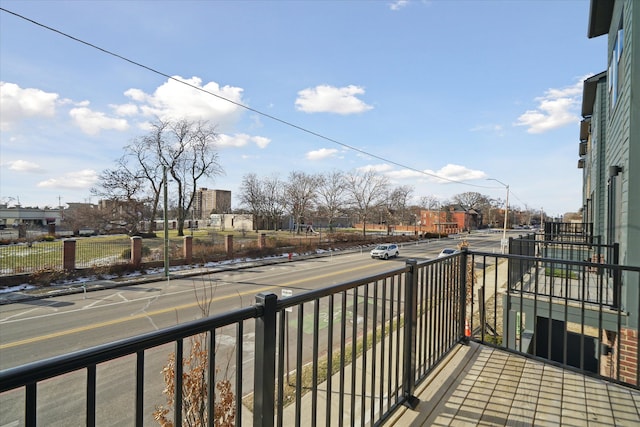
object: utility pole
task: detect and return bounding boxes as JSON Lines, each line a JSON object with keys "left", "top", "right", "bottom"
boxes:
{"left": 487, "top": 178, "right": 509, "bottom": 254}
{"left": 163, "top": 166, "right": 169, "bottom": 279}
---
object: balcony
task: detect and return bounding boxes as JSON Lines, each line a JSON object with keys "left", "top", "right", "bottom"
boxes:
{"left": 1, "top": 248, "right": 639, "bottom": 426}
{"left": 389, "top": 341, "right": 640, "bottom": 425}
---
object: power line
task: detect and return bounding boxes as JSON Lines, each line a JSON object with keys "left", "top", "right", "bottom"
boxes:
{"left": 1, "top": 6, "right": 496, "bottom": 189}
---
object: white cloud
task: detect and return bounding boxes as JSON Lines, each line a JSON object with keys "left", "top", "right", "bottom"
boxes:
{"left": 514, "top": 80, "right": 583, "bottom": 134}
{"left": 0, "top": 82, "right": 59, "bottom": 131}
{"left": 295, "top": 85, "right": 373, "bottom": 114}
{"left": 37, "top": 169, "right": 98, "bottom": 189}
{"left": 124, "top": 76, "right": 245, "bottom": 131}
{"left": 306, "top": 148, "right": 339, "bottom": 160}
{"left": 355, "top": 163, "right": 485, "bottom": 184}
{"left": 252, "top": 136, "right": 271, "bottom": 149}
{"left": 123, "top": 88, "right": 148, "bottom": 103}
{"left": 217, "top": 133, "right": 271, "bottom": 149}
{"left": 8, "top": 160, "right": 43, "bottom": 173}
{"left": 389, "top": 1, "right": 409, "bottom": 11}
{"left": 357, "top": 163, "right": 393, "bottom": 173}
{"left": 69, "top": 107, "right": 130, "bottom": 135}
{"left": 386, "top": 169, "right": 425, "bottom": 180}
{"left": 111, "top": 103, "right": 139, "bottom": 116}
{"left": 425, "top": 164, "right": 487, "bottom": 183}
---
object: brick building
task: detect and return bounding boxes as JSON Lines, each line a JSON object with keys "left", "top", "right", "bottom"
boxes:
{"left": 419, "top": 204, "right": 480, "bottom": 234}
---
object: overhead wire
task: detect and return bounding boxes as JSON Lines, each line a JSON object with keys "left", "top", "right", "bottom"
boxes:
{"left": 1, "top": 7, "right": 498, "bottom": 189}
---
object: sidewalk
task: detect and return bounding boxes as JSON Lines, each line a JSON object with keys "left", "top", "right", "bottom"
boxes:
{"left": 0, "top": 239, "right": 455, "bottom": 305}
{"left": 0, "top": 248, "right": 349, "bottom": 305}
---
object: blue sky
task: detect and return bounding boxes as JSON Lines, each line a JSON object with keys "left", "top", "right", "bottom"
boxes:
{"left": 0, "top": 0, "right": 606, "bottom": 216}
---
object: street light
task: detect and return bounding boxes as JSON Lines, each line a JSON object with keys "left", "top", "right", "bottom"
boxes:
{"left": 487, "top": 178, "right": 509, "bottom": 253}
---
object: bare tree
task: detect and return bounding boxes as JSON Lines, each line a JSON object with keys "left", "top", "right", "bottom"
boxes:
{"left": 92, "top": 156, "right": 147, "bottom": 234}
{"left": 154, "top": 119, "right": 223, "bottom": 236}
{"left": 317, "top": 170, "right": 346, "bottom": 232}
{"left": 418, "top": 195, "right": 440, "bottom": 210}
{"left": 62, "top": 203, "right": 110, "bottom": 234}
{"left": 387, "top": 185, "right": 414, "bottom": 225}
{"left": 452, "top": 192, "right": 490, "bottom": 210}
{"left": 238, "top": 173, "right": 264, "bottom": 231}
{"left": 344, "top": 169, "right": 389, "bottom": 236}
{"left": 262, "top": 174, "right": 286, "bottom": 231}
{"left": 285, "top": 171, "right": 322, "bottom": 233}
{"left": 125, "top": 122, "right": 168, "bottom": 232}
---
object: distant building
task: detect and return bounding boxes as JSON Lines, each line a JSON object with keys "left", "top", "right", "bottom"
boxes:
{"left": 209, "top": 213, "right": 253, "bottom": 231}
{"left": 0, "top": 204, "right": 62, "bottom": 228}
{"left": 193, "top": 188, "right": 231, "bottom": 220}
{"left": 419, "top": 205, "right": 480, "bottom": 234}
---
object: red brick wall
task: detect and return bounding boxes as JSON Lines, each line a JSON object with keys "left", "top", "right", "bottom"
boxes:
{"left": 601, "top": 328, "right": 638, "bottom": 386}
{"left": 619, "top": 327, "right": 638, "bottom": 386}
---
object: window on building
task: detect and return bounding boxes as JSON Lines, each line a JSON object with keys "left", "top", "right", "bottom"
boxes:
{"left": 609, "top": 19, "right": 624, "bottom": 110}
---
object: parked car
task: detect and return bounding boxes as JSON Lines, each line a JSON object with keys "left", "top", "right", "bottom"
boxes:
{"left": 438, "top": 248, "right": 459, "bottom": 258}
{"left": 370, "top": 244, "right": 399, "bottom": 260}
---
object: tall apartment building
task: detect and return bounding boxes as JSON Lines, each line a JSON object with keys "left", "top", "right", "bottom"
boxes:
{"left": 192, "top": 188, "right": 231, "bottom": 220}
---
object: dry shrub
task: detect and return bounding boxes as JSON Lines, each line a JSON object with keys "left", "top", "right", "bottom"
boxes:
{"left": 28, "top": 268, "right": 66, "bottom": 286}
{"left": 153, "top": 335, "right": 236, "bottom": 427}
{"left": 154, "top": 279, "right": 236, "bottom": 427}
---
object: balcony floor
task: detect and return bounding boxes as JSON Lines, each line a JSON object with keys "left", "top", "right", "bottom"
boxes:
{"left": 388, "top": 342, "right": 640, "bottom": 426}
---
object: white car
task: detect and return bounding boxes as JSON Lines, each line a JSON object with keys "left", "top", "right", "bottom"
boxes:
{"left": 438, "top": 248, "right": 459, "bottom": 258}
{"left": 370, "top": 244, "right": 399, "bottom": 260}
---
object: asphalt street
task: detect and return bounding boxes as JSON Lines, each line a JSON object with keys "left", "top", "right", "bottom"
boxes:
{"left": 0, "top": 233, "right": 505, "bottom": 426}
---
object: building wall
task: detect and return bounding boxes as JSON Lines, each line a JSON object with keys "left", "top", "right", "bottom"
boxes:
{"left": 621, "top": 1, "right": 640, "bottom": 269}
{"left": 591, "top": 75, "right": 609, "bottom": 241}
{"left": 586, "top": 0, "right": 639, "bottom": 328}
{"left": 606, "top": 0, "right": 639, "bottom": 269}
{"left": 419, "top": 208, "right": 479, "bottom": 234}
{"left": 209, "top": 213, "right": 253, "bottom": 231}
{"left": 0, "top": 206, "right": 62, "bottom": 227}
{"left": 194, "top": 188, "right": 232, "bottom": 219}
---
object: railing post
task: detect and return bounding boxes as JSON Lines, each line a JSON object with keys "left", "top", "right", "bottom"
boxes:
{"left": 460, "top": 248, "right": 469, "bottom": 343}
{"left": 253, "top": 292, "right": 278, "bottom": 427}
{"left": 402, "top": 259, "right": 419, "bottom": 409}
{"left": 612, "top": 243, "right": 620, "bottom": 308}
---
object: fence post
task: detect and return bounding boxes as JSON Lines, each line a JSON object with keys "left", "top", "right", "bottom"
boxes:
{"left": 460, "top": 248, "right": 469, "bottom": 343}
{"left": 183, "top": 235, "right": 192, "bottom": 264}
{"left": 63, "top": 239, "right": 76, "bottom": 271}
{"left": 253, "top": 292, "right": 277, "bottom": 427}
{"left": 225, "top": 234, "right": 233, "bottom": 258}
{"left": 130, "top": 236, "right": 142, "bottom": 267}
{"left": 259, "top": 233, "right": 266, "bottom": 249}
{"left": 402, "top": 259, "right": 419, "bottom": 409}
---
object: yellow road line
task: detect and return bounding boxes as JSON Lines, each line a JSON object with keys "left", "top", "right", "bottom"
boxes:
{"left": 0, "top": 263, "right": 376, "bottom": 350}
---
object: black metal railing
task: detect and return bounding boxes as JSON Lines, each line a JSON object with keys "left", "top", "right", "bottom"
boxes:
{"left": 507, "top": 235, "right": 619, "bottom": 306}
{"left": 0, "top": 255, "right": 467, "bottom": 427}
{"left": 2, "top": 250, "right": 639, "bottom": 427}
{"left": 468, "top": 251, "right": 640, "bottom": 389}
{"left": 544, "top": 222, "right": 594, "bottom": 243}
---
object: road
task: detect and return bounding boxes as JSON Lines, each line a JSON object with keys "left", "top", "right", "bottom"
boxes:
{"left": 0, "top": 233, "right": 503, "bottom": 426}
